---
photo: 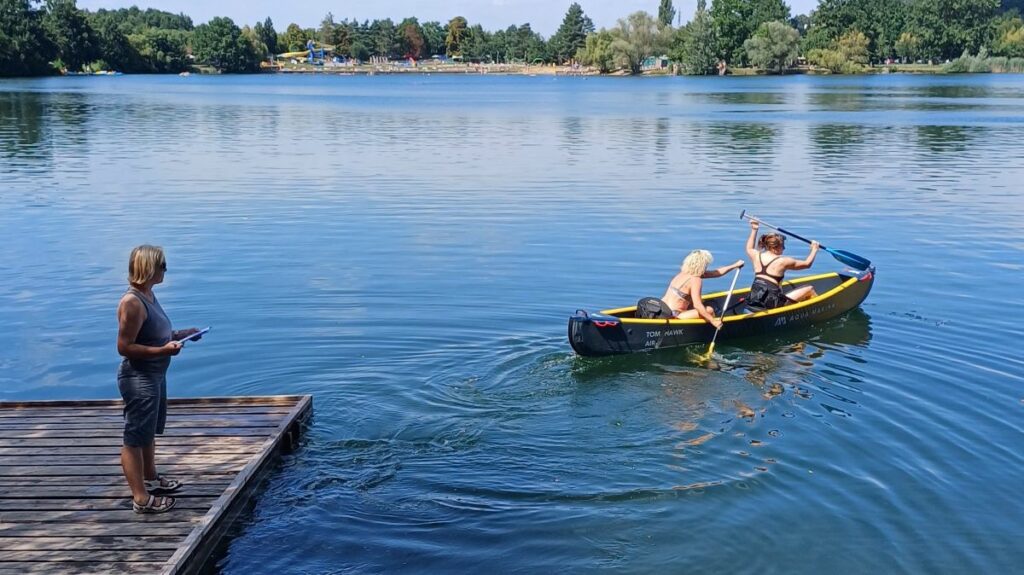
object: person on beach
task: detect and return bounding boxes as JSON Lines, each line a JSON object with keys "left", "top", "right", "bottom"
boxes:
{"left": 655, "top": 249, "right": 745, "bottom": 325}
{"left": 116, "top": 245, "right": 201, "bottom": 514}
{"left": 744, "top": 219, "right": 819, "bottom": 309}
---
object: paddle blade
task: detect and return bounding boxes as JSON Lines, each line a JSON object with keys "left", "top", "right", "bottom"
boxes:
{"left": 704, "top": 342, "right": 716, "bottom": 361}
{"left": 826, "top": 248, "right": 871, "bottom": 271}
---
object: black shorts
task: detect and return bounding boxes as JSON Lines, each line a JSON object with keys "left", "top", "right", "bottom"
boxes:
{"left": 117, "top": 361, "right": 167, "bottom": 447}
{"left": 748, "top": 278, "right": 789, "bottom": 309}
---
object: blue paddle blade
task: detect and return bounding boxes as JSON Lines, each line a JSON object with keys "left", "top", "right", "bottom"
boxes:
{"left": 826, "top": 248, "right": 871, "bottom": 270}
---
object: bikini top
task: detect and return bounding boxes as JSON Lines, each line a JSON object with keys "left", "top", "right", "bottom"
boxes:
{"left": 756, "top": 253, "right": 785, "bottom": 283}
{"left": 670, "top": 277, "right": 694, "bottom": 306}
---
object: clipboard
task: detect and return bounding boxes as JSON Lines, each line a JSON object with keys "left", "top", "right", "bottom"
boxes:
{"left": 175, "top": 327, "right": 210, "bottom": 345}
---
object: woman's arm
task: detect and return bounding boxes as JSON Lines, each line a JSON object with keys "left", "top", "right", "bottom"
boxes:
{"left": 117, "top": 296, "right": 180, "bottom": 359}
{"left": 789, "top": 240, "right": 820, "bottom": 271}
{"left": 745, "top": 219, "right": 760, "bottom": 260}
{"left": 702, "top": 260, "right": 745, "bottom": 278}
{"left": 689, "top": 279, "right": 723, "bottom": 328}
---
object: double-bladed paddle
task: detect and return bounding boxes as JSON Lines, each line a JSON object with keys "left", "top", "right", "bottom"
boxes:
{"left": 740, "top": 210, "right": 872, "bottom": 271}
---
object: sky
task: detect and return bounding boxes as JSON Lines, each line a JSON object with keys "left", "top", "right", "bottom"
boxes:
{"left": 76, "top": 0, "right": 821, "bottom": 37}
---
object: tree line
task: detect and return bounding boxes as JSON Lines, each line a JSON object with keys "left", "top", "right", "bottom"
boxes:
{"left": 2, "top": 0, "right": 1023, "bottom": 77}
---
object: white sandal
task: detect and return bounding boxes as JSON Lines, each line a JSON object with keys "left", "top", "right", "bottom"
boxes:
{"left": 133, "top": 494, "right": 176, "bottom": 514}
{"left": 145, "top": 475, "right": 183, "bottom": 494}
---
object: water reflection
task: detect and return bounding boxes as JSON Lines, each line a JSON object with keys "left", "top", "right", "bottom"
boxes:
{"left": 0, "top": 92, "right": 46, "bottom": 159}
{"left": 701, "top": 91, "right": 787, "bottom": 107}
{"left": 809, "top": 90, "right": 871, "bottom": 112}
{"left": 915, "top": 125, "right": 980, "bottom": 153}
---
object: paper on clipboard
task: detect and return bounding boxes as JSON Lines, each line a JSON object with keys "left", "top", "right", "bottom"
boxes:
{"left": 175, "top": 326, "right": 210, "bottom": 344}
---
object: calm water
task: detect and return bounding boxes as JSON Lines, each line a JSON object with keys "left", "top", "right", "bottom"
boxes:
{"left": 2, "top": 74, "right": 1023, "bottom": 573}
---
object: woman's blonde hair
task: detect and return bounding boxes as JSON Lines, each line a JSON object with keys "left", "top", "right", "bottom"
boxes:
{"left": 128, "top": 245, "right": 165, "bottom": 286}
{"left": 681, "top": 249, "right": 713, "bottom": 275}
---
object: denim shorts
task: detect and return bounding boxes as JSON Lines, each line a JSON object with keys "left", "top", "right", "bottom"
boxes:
{"left": 117, "top": 361, "right": 168, "bottom": 447}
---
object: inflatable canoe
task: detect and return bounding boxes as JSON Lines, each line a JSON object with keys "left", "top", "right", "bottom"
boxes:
{"left": 568, "top": 267, "right": 875, "bottom": 357}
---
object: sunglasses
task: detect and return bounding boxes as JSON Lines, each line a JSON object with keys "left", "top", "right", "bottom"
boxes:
{"left": 160, "top": 262, "right": 167, "bottom": 272}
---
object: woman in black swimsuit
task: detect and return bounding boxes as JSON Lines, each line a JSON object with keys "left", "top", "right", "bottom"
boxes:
{"left": 745, "top": 219, "right": 819, "bottom": 309}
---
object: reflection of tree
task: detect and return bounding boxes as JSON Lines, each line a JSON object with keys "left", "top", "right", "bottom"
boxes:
{"left": 0, "top": 92, "right": 47, "bottom": 157}
{"left": 705, "top": 122, "right": 778, "bottom": 153}
{"left": 702, "top": 91, "right": 786, "bottom": 106}
{"left": 915, "top": 125, "right": 978, "bottom": 154}
{"left": 810, "top": 123, "right": 868, "bottom": 162}
{"left": 809, "top": 90, "right": 869, "bottom": 112}
{"left": 653, "top": 117, "right": 670, "bottom": 175}
{"left": 559, "top": 116, "right": 584, "bottom": 165}
{"left": 49, "top": 93, "right": 90, "bottom": 147}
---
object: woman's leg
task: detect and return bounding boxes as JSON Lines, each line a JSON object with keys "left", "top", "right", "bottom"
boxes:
{"left": 121, "top": 445, "right": 150, "bottom": 505}
{"left": 675, "top": 304, "right": 716, "bottom": 320}
{"left": 785, "top": 286, "right": 818, "bottom": 302}
{"left": 143, "top": 441, "right": 157, "bottom": 481}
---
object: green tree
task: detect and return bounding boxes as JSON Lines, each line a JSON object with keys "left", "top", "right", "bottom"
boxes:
{"left": 549, "top": 3, "right": 594, "bottom": 63}
{"left": 369, "top": 18, "right": 397, "bottom": 58}
{"left": 398, "top": 18, "right": 425, "bottom": 59}
{"left": 577, "top": 28, "right": 615, "bottom": 71}
{"left": 281, "top": 23, "right": 309, "bottom": 52}
{"left": 0, "top": 0, "right": 56, "bottom": 76}
{"left": 992, "top": 14, "right": 1024, "bottom": 56}
{"left": 421, "top": 21, "right": 445, "bottom": 56}
{"left": 191, "top": 16, "right": 259, "bottom": 72}
{"left": 91, "top": 15, "right": 135, "bottom": 70}
{"left": 671, "top": 0, "right": 719, "bottom": 74}
{"left": 446, "top": 16, "right": 467, "bottom": 57}
{"left": 658, "top": 0, "right": 677, "bottom": 27}
{"left": 895, "top": 30, "right": 922, "bottom": 61}
{"left": 743, "top": 20, "right": 799, "bottom": 73}
{"left": 128, "top": 28, "right": 188, "bottom": 72}
{"left": 44, "top": 0, "right": 98, "bottom": 71}
{"left": 610, "top": 11, "right": 671, "bottom": 74}
{"left": 255, "top": 17, "right": 277, "bottom": 55}
{"left": 810, "top": 0, "right": 908, "bottom": 62}
{"left": 712, "top": 0, "right": 791, "bottom": 65}
{"left": 319, "top": 12, "right": 335, "bottom": 49}
{"left": 837, "top": 29, "right": 870, "bottom": 63}
{"left": 907, "top": 0, "right": 999, "bottom": 61}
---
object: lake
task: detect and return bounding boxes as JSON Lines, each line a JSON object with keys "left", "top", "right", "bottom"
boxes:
{"left": 1, "top": 73, "right": 1023, "bottom": 573}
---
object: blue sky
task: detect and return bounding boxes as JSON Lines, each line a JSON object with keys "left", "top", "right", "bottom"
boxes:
{"left": 77, "top": 0, "right": 820, "bottom": 37}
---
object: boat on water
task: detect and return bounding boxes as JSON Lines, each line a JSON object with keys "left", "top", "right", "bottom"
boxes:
{"left": 568, "top": 267, "right": 875, "bottom": 357}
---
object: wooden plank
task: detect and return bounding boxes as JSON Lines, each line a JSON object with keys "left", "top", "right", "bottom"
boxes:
{"left": 0, "top": 497, "right": 217, "bottom": 511}
{"left": 0, "top": 472, "right": 231, "bottom": 484}
{"left": 0, "top": 454, "right": 254, "bottom": 467}
{"left": 0, "top": 522, "right": 194, "bottom": 537}
{"left": 0, "top": 464, "right": 244, "bottom": 477}
{"left": 0, "top": 536, "right": 182, "bottom": 551}
{"left": 0, "top": 437, "right": 264, "bottom": 448}
{"left": 0, "top": 407, "right": 294, "bottom": 419}
{"left": 0, "top": 549, "right": 176, "bottom": 562}
{"left": 0, "top": 445, "right": 261, "bottom": 456}
{"left": 165, "top": 395, "right": 312, "bottom": 575}
{"left": 0, "top": 429, "right": 273, "bottom": 439}
{"left": 0, "top": 413, "right": 286, "bottom": 423}
{"left": 0, "top": 417, "right": 283, "bottom": 429}
{"left": 0, "top": 486, "right": 227, "bottom": 499}
{"left": 0, "top": 561, "right": 169, "bottom": 574}
{"left": 0, "top": 508, "right": 204, "bottom": 523}
{"left": 0, "top": 396, "right": 303, "bottom": 409}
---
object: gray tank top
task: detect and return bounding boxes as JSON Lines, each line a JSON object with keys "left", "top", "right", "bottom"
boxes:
{"left": 123, "top": 287, "right": 172, "bottom": 373}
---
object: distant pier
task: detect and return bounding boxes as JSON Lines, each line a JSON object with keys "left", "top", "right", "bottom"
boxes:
{"left": 0, "top": 395, "right": 312, "bottom": 574}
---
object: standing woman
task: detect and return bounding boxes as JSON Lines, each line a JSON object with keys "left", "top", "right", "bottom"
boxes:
{"left": 116, "top": 245, "right": 200, "bottom": 514}
{"left": 744, "top": 219, "right": 820, "bottom": 309}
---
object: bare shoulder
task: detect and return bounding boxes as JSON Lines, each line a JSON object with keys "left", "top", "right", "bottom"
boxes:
{"left": 118, "top": 292, "right": 145, "bottom": 317}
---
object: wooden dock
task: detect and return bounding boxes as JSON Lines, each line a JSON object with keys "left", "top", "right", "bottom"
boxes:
{"left": 0, "top": 395, "right": 312, "bottom": 574}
